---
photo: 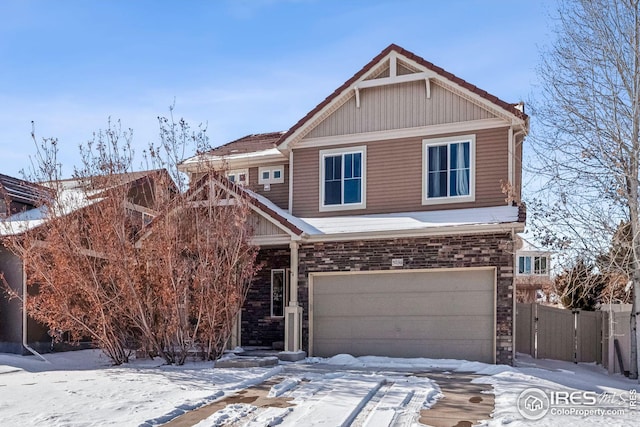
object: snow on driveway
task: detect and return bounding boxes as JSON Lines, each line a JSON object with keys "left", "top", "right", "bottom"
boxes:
{"left": 1, "top": 350, "right": 639, "bottom": 426}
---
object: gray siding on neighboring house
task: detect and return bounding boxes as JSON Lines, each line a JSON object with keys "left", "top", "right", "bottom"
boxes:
{"left": 296, "top": 232, "right": 516, "bottom": 365}
{"left": 292, "top": 126, "right": 510, "bottom": 217}
{"left": 305, "top": 81, "right": 496, "bottom": 140}
{"left": 0, "top": 247, "right": 51, "bottom": 354}
{"left": 0, "top": 247, "right": 23, "bottom": 353}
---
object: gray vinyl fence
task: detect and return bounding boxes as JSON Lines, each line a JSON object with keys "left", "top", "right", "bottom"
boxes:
{"left": 516, "top": 303, "right": 603, "bottom": 364}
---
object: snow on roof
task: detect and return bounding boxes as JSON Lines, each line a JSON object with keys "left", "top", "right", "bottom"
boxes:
{"left": 301, "top": 205, "right": 520, "bottom": 235}
{"left": 0, "top": 187, "right": 101, "bottom": 236}
{"left": 244, "top": 187, "right": 519, "bottom": 237}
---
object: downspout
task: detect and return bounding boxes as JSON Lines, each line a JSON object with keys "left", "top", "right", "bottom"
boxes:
{"left": 22, "top": 260, "right": 47, "bottom": 362}
{"left": 288, "top": 150, "right": 294, "bottom": 214}
{"left": 511, "top": 227, "right": 517, "bottom": 364}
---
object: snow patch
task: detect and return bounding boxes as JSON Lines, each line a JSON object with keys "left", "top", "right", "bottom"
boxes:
{"left": 268, "top": 377, "right": 300, "bottom": 398}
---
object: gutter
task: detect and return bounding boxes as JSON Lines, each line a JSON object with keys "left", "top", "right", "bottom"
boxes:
{"left": 22, "top": 260, "right": 47, "bottom": 362}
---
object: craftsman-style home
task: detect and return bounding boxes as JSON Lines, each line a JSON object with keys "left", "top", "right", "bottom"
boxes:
{"left": 180, "top": 44, "right": 528, "bottom": 364}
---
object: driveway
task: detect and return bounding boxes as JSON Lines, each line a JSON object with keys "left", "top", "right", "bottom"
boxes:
{"left": 161, "top": 362, "right": 494, "bottom": 427}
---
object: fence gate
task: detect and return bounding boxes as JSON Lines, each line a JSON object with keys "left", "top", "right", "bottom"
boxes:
{"left": 516, "top": 303, "right": 603, "bottom": 363}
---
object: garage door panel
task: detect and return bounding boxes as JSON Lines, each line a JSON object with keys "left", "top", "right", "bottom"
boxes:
{"left": 315, "top": 316, "right": 493, "bottom": 341}
{"left": 313, "top": 270, "right": 493, "bottom": 294}
{"left": 311, "top": 269, "right": 495, "bottom": 362}
{"left": 314, "top": 290, "right": 493, "bottom": 317}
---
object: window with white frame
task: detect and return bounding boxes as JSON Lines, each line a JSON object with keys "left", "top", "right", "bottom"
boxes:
{"left": 518, "top": 255, "right": 549, "bottom": 275}
{"left": 227, "top": 169, "right": 248, "bottom": 186}
{"left": 271, "top": 269, "right": 289, "bottom": 317}
{"left": 320, "top": 146, "right": 366, "bottom": 210}
{"left": 423, "top": 135, "right": 475, "bottom": 205}
{"left": 258, "top": 165, "right": 285, "bottom": 184}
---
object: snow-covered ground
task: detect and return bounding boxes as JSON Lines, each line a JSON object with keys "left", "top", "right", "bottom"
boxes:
{"left": 0, "top": 350, "right": 638, "bottom": 426}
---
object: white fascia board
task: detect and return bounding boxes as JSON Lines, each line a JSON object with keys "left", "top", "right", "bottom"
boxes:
{"left": 303, "top": 222, "right": 525, "bottom": 243}
{"left": 180, "top": 148, "right": 287, "bottom": 173}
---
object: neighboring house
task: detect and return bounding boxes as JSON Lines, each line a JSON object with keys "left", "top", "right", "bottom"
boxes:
{"left": 180, "top": 44, "right": 528, "bottom": 364}
{"left": 515, "top": 236, "right": 553, "bottom": 303}
{"left": 0, "top": 170, "right": 175, "bottom": 354}
{"left": 0, "top": 174, "right": 52, "bottom": 354}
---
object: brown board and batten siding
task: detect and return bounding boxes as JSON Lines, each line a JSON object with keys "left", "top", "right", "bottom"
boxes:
{"left": 248, "top": 211, "right": 290, "bottom": 237}
{"left": 248, "top": 164, "right": 289, "bottom": 211}
{"left": 305, "top": 81, "right": 496, "bottom": 139}
{"left": 292, "top": 126, "right": 510, "bottom": 217}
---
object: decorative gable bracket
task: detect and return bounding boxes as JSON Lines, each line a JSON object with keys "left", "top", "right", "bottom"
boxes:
{"left": 354, "top": 74, "right": 432, "bottom": 107}
{"left": 353, "top": 52, "right": 434, "bottom": 108}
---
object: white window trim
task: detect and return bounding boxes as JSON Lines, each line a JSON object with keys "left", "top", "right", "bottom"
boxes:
{"left": 319, "top": 145, "right": 367, "bottom": 212}
{"left": 227, "top": 169, "right": 249, "bottom": 186}
{"left": 270, "top": 268, "right": 289, "bottom": 318}
{"left": 258, "top": 165, "right": 285, "bottom": 184}
{"left": 422, "top": 135, "right": 476, "bottom": 205}
{"left": 142, "top": 212, "right": 155, "bottom": 225}
{"left": 517, "top": 255, "right": 550, "bottom": 276}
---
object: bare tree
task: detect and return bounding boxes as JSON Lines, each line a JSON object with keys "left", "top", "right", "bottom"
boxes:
{"left": 2, "top": 116, "right": 258, "bottom": 365}
{"left": 530, "top": 0, "right": 640, "bottom": 379}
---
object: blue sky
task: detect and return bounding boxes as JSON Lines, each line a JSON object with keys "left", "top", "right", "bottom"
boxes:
{"left": 0, "top": 0, "right": 553, "bottom": 179}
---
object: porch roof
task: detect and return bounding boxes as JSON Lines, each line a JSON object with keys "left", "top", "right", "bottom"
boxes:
{"left": 246, "top": 189, "right": 522, "bottom": 238}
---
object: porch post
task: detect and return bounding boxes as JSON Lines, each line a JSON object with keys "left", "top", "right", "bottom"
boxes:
{"left": 284, "top": 240, "right": 303, "bottom": 352}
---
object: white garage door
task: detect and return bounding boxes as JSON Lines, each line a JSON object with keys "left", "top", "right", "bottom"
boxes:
{"left": 310, "top": 268, "right": 496, "bottom": 363}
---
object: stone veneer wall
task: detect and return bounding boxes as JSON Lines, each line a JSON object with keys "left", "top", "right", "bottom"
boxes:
{"left": 296, "top": 232, "right": 516, "bottom": 365}
{"left": 241, "top": 247, "right": 290, "bottom": 348}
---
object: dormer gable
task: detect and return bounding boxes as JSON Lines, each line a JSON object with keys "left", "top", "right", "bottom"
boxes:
{"left": 276, "top": 43, "right": 528, "bottom": 152}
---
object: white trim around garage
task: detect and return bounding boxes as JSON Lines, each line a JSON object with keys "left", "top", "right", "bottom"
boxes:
{"left": 308, "top": 266, "right": 497, "bottom": 363}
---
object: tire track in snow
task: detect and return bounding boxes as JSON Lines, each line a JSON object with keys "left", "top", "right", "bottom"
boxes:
{"left": 276, "top": 373, "right": 385, "bottom": 427}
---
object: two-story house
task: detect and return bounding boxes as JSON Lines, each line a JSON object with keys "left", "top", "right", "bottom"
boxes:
{"left": 180, "top": 44, "right": 528, "bottom": 364}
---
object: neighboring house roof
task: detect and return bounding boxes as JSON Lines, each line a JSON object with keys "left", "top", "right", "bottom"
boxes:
{"left": 276, "top": 43, "right": 528, "bottom": 151}
{"left": 203, "top": 132, "right": 285, "bottom": 157}
{"left": 179, "top": 132, "right": 286, "bottom": 172}
{"left": 0, "top": 173, "right": 50, "bottom": 206}
{"left": 0, "top": 169, "right": 175, "bottom": 237}
{"left": 517, "top": 235, "right": 553, "bottom": 254}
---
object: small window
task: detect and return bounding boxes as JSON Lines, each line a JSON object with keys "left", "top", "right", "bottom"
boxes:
{"left": 142, "top": 212, "right": 155, "bottom": 226}
{"left": 271, "top": 269, "right": 289, "bottom": 317}
{"left": 518, "top": 255, "right": 549, "bottom": 275}
{"left": 320, "top": 146, "right": 366, "bottom": 211}
{"left": 258, "top": 166, "right": 284, "bottom": 184}
{"left": 227, "top": 169, "right": 248, "bottom": 186}
{"left": 518, "top": 256, "right": 532, "bottom": 274}
{"left": 423, "top": 135, "right": 475, "bottom": 205}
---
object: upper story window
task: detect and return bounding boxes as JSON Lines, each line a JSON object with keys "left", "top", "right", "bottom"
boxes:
{"left": 319, "top": 146, "right": 366, "bottom": 211}
{"left": 227, "top": 169, "right": 248, "bottom": 186}
{"left": 518, "top": 255, "right": 549, "bottom": 275}
{"left": 422, "top": 135, "right": 475, "bottom": 205}
{"left": 258, "top": 165, "right": 285, "bottom": 184}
